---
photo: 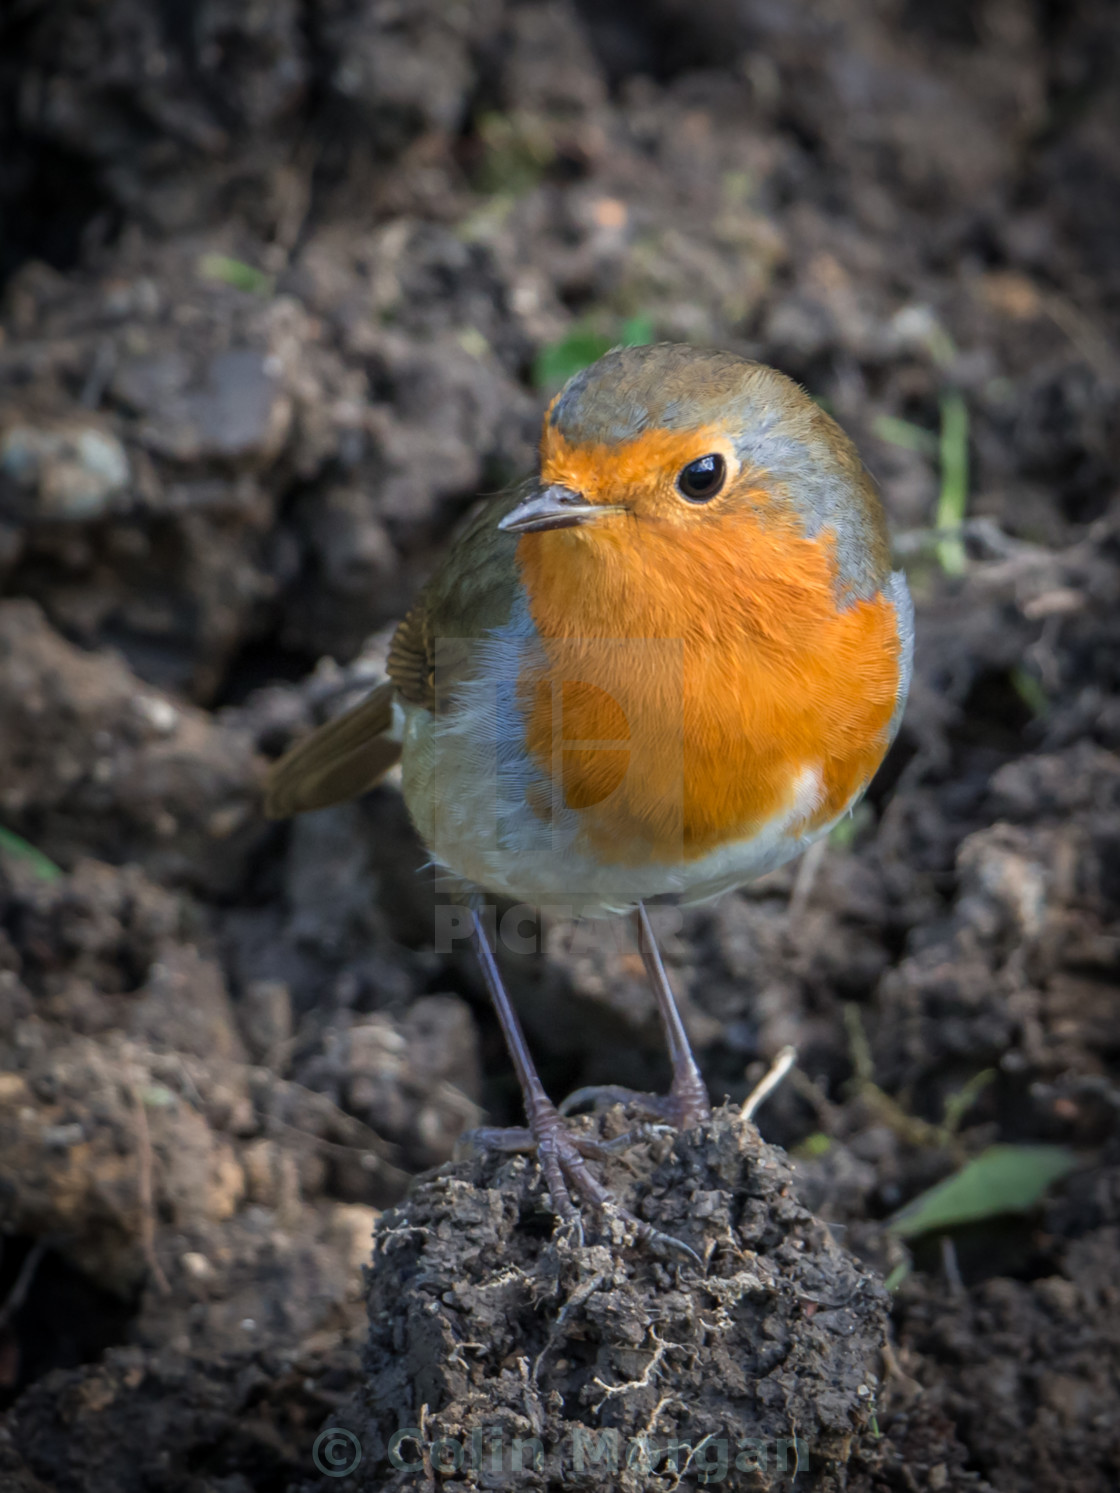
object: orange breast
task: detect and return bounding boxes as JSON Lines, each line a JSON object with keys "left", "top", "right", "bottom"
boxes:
{"left": 514, "top": 500, "right": 902, "bottom": 866}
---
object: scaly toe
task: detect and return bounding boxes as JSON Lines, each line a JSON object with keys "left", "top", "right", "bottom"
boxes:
{"left": 464, "top": 1113, "right": 700, "bottom": 1264}
{"left": 559, "top": 1083, "right": 711, "bottom": 1131}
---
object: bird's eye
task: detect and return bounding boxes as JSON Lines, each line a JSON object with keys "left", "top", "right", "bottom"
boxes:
{"left": 676, "top": 453, "right": 726, "bottom": 502}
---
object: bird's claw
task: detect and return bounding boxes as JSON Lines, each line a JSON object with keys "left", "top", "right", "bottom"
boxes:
{"left": 464, "top": 1109, "right": 702, "bottom": 1268}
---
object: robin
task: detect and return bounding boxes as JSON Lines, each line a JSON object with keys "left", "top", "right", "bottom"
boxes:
{"left": 265, "top": 343, "right": 913, "bottom": 1243}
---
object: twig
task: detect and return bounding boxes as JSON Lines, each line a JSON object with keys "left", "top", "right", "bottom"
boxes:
{"left": 843, "top": 1006, "right": 955, "bottom": 1151}
{"left": 741, "top": 1046, "right": 797, "bottom": 1121}
{"left": 0, "top": 1240, "right": 46, "bottom": 1331}
{"left": 843, "top": 1003, "right": 875, "bottom": 1085}
{"left": 79, "top": 337, "right": 117, "bottom": 409}
{"left": 940, "top": 1235, "right": 965, "bottom": 1298}
{"left": 130, "top": 1084, "right": 170, "bottom": 1295}
{"left": 880, "top": 1338, "right": 923, "bottom": 1399}
{"left": 789, "top": 1066, "right": 842, "bottom": 1132}
{"left": 262, "top": 1076, "right": 403, "bottom": 1163}
{"left": 1041, "top": 291, "right": 1120, "bottom": 382}
{"left": 788, "top": 838, "right": 827, "bottom": 923}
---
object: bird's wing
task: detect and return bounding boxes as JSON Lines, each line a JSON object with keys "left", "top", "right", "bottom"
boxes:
{"left": 264, "top": 488, "right": 526, "bottom": 819}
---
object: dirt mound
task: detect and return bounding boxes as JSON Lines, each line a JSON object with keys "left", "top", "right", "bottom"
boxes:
{"left": 347, "top": 1107, "right": 886, "bottom": 1492}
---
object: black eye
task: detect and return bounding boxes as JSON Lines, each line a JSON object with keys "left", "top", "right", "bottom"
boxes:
{"left": 677, "top": 453, "right": 726, "bottom": 502}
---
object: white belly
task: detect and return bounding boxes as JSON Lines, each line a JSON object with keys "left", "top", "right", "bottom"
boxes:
{"left": 400, "top": 692, "right": 839, "bottom": 916}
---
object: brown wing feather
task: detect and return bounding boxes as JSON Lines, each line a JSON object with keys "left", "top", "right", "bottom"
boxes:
{"left": 385, "top": 491, "right": 526, "bottom": 710}
{"left": 386, "top": 606, "right": 433, "bottom": 708}
{"left": 267, "top": 489, "right": 524, "bottom": 819}
{"left": 263, "top": 681, "right": 400, "bottom": 818}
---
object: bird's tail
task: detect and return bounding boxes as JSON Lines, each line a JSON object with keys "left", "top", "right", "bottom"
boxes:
{"left": 263, "top": 681, "right": 402, "bottom": 818}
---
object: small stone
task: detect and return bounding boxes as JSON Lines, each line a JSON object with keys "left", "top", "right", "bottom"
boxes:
{"left": 0, "top": 422, "right": 130, "bottom": 519}
{"left": 133, "top": 695, "right": 180, "bottom": 736}
{"left": 326, "top": 1202, "right": 381, "bottom": 1275}
{"left": 180, "top": 1251, "right": 214, "bottom": 1281}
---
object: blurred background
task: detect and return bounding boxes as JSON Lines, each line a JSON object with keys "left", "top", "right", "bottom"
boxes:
{"left": 1, "top": 1, "right": 1119, "bottom": 1489}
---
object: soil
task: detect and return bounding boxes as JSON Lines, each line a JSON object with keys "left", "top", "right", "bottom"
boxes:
{"left": 342, "top": 1108, "right": 888, "bottom": 1493}
{"left": 0, "top": 1, "right": 1119, "bottom": 1490}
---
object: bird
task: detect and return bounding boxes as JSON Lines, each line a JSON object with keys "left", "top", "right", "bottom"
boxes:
{"left": 264, "top": 342, "right": 913, "bottom": 1244}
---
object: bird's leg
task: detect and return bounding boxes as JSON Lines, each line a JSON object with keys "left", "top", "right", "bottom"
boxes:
{"left": 469, "top": 912, "right": 608, "bottom": 1225}
{"left": 560, "top": 902, "right": 712, "bottom": 1129}
{"left": 467, "top": 911, "right": 697, "bottom": 1259}
{"left": 634, "top": 902, "right": 712, "bottom": 1125}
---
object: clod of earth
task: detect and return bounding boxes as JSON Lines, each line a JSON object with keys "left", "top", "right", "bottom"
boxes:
{"left": 336, "top": 1106, "right": 887, "bottom": 1493}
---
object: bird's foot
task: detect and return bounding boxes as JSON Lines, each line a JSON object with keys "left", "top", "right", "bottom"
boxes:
{"left": 558, "top": 1077, "right": 712, "bottom": 1131}
{"left": 465, "top": 1096, "right": 701, "bottom": 1265}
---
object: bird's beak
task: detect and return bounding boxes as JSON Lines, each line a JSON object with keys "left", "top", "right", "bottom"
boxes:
{"left": 498, "top": 484, "right": 619, "bottom": 534}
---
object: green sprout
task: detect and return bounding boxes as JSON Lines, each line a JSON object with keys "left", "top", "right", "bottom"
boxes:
{"left": 843, "top": 1006, "right": 997, "bottom": 1152}
{"left": 936, "top": 390, "right": 969, "bottom": 575}
{"left": 794, "top": 1131, "right": 833, "bottom": 1160}
{"left": 882, "top": 1261, "right": 912, "bottom": 1293}
{"left": 198, "top": 254, "right": 274, "bottom": 296}
{"left": 1010, "top": 665, "right": 1048, "bottom": 718}
{"left": 474, "top": 112, "right": 555, "bottom": 196}
{"left": 532, "top": 315, "right": 654, "bottom": 391}
{"left": 871, "top": 415, "right": 938, "bottom": 457}
{"left": 941, "top": 1068, "right": 996, "bottom": 1136}
{"left": 874, "top": 394, "right": 970, "bottom": 575}
{"left": 0, "top": 826, "right": 63, "bottom": 882}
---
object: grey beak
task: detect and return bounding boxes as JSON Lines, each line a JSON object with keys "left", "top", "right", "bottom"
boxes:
{"left": 498, "top": 484, "right": 614, "bottom": 534}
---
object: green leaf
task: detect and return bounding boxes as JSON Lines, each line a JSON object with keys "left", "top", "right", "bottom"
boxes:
{"left": 794, "top": 1132, "right": 832, "bottom": 1159}
{"left": 532, "top": 316, "right": 656, "bottom": 391}
{"left": 533, "top": 330, "right": 614, "bottom": 390}
{"left": 874, "top": 399, "right": 969, "bottom": 574}
{"left": 888, "top": 1144, "right": 1076, "bottom": 1239}
{"left": 619, "top": 314, "right": 655, "bottom": 348}
{"left": 198, "top": 254, "right": 274, "bottom": 296}
{"left": 1010, "top": 665, "right": 1048, "bottom": 718}
{"left": 0, "top": 826, "right": 63, "bottom": 882}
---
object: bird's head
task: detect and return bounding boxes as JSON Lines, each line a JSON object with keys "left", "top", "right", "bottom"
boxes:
{"left": 500, "top": 343, "right": 890, "bottom": 603}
